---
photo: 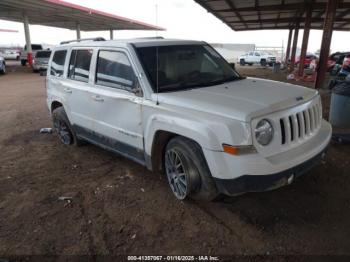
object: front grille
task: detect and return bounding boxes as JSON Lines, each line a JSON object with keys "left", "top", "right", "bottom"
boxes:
{"left": 279, "top": 102, "right": 321, "bottom": 145}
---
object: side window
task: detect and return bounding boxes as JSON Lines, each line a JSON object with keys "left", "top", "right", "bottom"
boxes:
{"left": 96, "top": 50, "right": 136, "bottom": 90}
{"left": 50, "top": 50, "right": 67, "bottom": 77}
{"left": 68, "top": 49, "right": 92, "bottom": 83}
{"left": 249, "top": 52, "right": 254, "bottom": 56}
{"left": 255, "top": 52, "right": 260, "bottom": 56}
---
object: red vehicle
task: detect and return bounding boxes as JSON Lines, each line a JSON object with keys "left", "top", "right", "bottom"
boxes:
{"left": 295, "top": 54, "right": 318, "bottom": 68}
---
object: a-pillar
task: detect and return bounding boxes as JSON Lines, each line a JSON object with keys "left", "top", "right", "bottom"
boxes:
{"left": 23, "top": 14, "right": 32, "bottom": 67}
{"left": 298, "top": 7, "right": 312, "bottom": 76}
{"left": 285, "top": 28, "right": 293, "bottom": 64}
{"left": 315, "top": 0, "right": 338, "bottom": 89}
{"left": 290, "top": 24, "right": 299, "bottom": 72}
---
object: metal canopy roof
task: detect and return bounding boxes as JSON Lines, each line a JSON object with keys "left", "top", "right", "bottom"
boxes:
{"left": 0, "top": 0, "right": 164, "bottom": 31}
{"left": 195, "top": 0, "right": 350, "bottom": 31}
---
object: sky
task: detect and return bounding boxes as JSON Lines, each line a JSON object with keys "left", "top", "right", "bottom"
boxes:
{"left": 0, "top": 0, "right": 350, "bottom": 53}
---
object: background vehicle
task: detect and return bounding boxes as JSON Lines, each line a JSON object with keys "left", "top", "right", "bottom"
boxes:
{"left": 0, "top": 50, "right": 20, "bottom": 60}
{"left": 0, "top": 55, "right": 5, "bottom": 74}
{"left": 295, "top": 54, "right": 318, "bottom": 68}
{"left": 239, "top": 51, "right": 276, "bottom": 66}
{"left": 20, "top": 44, "right": 52, "bottom": 66}
{"left": 47, "top": 38, "right": 331, "bottom": 201}
{"left": 33, "top": 50, "right": 51, "bottom": 72}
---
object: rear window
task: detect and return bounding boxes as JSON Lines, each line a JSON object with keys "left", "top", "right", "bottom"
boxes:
{"left": 68, "top": 49, "right": 93, "bottom": 83}
{"left": 50, "top": 50, "right": 67, "bottom": 77}
{"left": 24, "top": 44, "right": 42, "bottom": 51}
{"left": 36, "top": 51, "right": 51, "bottom": 58}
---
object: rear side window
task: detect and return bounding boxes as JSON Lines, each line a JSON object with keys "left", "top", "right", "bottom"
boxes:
{"left": 96, "top": 50, "right": 136, "bottom": 90}
{"left": 50, "top": 50, "right": 67, "bottom": 77}
{"left": 68, "top": 49, "right": 93, "bottom": 83}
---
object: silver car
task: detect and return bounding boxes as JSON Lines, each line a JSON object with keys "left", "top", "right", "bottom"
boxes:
{"left": 33, "top": 50, "right": 51, "bottom": 72}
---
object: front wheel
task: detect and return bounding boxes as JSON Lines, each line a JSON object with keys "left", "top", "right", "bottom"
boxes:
{"left": 240, "top": 59, "right": 246, "bottom": 66}
{"left": 260, "top": 59, "right": 267, "bottom": 66}
{"left": 164, "top": 137, "right": 218, "bottom": 201}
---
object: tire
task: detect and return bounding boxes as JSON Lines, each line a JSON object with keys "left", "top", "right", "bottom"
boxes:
{"left": 164, "top": 137, "right": 218, "bottom": 201}
{"left": 16, "top": 56, "right": 20, "bottom": 61}
{"left": 33, "top": 69, "right": 39, "bottom": 73}
{"left": 52, "top": 107, "right": 84, "bottom": 146}
{"left": 260, "top": 59, "right": 267, "bottom": 66}
{"left": 0, "top": 64, "right": 5, "bottom": 75}
{"left": 240, "top": 59, "right": 246, "bottom": 66}
{"left": 21, "top": 60, "right": 27, "bottom": 66}
{"left": 248, "top": 63, "right": 253, "bottom": 66}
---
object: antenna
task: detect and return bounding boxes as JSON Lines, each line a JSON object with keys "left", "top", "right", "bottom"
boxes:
{"left": 155, "top": 3, "right": 159, "bottom": 105}
{"left": 156, "top": 45, "right": 159, "bottom": 105}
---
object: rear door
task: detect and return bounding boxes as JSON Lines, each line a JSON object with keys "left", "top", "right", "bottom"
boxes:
{"left": 88, "top": 48, "right": 144, "bottom": 163}
{"left": 61, "top": 48, "right": 95, "bottom": 132}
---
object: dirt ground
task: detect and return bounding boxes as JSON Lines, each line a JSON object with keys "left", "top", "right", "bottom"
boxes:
{"left": 0, "top": 62, "right": 350, "bottom": 258}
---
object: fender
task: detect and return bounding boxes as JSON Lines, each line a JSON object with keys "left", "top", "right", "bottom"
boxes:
{"left": 143, "top": 111, "right": 252, "bottom": 157}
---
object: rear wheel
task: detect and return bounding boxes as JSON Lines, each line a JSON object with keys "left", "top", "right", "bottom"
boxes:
{"left": 52, "top": 107, "right": 84, "bottom": 146}
{"left": 164, "top": 137, "right": 218, "bottom": 201}
{"left": 0, "top": 63, "right": 5, "bottom": 75}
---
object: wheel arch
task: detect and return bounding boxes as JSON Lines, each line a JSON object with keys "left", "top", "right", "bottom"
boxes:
{"left": 144, "top": 115, "right": 221, "bottom": 172}
{"left": 51, "top": 100, "right": 64, "bottom": 113}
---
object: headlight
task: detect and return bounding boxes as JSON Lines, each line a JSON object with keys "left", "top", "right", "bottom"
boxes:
{"left": 255, "top": 119, "right": 274, "bottom": 146}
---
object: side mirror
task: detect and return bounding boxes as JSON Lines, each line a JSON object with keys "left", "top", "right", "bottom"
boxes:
{"left": 131, "top": 79, "right": 143, "bottom": 97}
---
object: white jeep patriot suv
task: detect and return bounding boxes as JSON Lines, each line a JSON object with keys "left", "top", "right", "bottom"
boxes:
{"left": 46, "top": 38, "right": 332, "bottom": 201}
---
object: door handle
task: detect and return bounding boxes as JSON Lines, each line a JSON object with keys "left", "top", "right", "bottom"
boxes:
{"left": 92, "top": 95, "right": 104, "bottom": 102}
{"left": 63, "top": 88, "right": 72, "bottom": 94}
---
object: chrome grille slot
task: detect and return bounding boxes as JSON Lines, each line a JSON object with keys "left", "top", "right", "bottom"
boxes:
{"left": 279, "top": 100, "right": 322, "bottom": 146}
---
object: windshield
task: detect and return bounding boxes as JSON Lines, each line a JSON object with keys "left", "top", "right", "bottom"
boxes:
{"left": 35, "top": 51, "right": 51, "bottom": 58}
{"left": 135, "top": 44, "right": 240, "bottom": 92}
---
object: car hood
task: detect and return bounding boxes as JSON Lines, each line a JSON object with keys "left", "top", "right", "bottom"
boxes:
{"left": 156, "top": 77, "right": 318, "bottom": 122}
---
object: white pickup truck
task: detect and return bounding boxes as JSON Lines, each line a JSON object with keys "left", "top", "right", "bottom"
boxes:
{"left": 239, "top": 51, "right": 277, "bottom": 66}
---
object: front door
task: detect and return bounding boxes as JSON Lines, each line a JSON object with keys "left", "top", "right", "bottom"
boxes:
{"left": 89, "top": 49, "right": 144, "bottom": 163}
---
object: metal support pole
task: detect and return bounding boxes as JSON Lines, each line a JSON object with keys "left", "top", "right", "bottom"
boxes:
{"left": 290, "top": 25, "right": 299, "bottom": 72}
{"left": 23, "top": 14, "right": 32, "bottom": 67}
{"left": 76, "top": 22, "right": 81, "bottom": 40}
{"left": 285, "top": 28, "right": 293, "bottom": 64}
{"left": 298, "top": 8, "right": 312, "bottom": 76}
{"left": 110, "top": 29, "right": 114, "bottom": 40}
{"left": 315, "top": 0, "right": 338, "bottom": 89}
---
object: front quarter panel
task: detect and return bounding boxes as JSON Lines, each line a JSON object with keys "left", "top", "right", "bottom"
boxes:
{"left": 142, "top": 100, "right": 252, "bottom": 156}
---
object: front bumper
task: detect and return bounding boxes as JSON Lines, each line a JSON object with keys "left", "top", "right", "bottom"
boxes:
{"left": 214, "top": 150, "right": 326, "bottom": 196}
{"left": 33, "top": 64, "right": 48, "bottom": 70}
{"left": 203, "top": 120, "right": 331, "bottom": 195}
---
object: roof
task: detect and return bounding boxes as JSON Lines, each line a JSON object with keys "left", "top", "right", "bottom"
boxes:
{"left": 194, "top": 0, "right": 350, "bottom": 31}
{"left": 0, "top": 0, "right": 164, "bottom": 31}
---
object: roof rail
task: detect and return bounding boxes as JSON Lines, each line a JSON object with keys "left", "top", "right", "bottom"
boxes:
{"left": 135, "top": 36, "right": 164, "bottom": 40}
{"left": 60, "top": 37, "right": 106, "bottom": 45}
